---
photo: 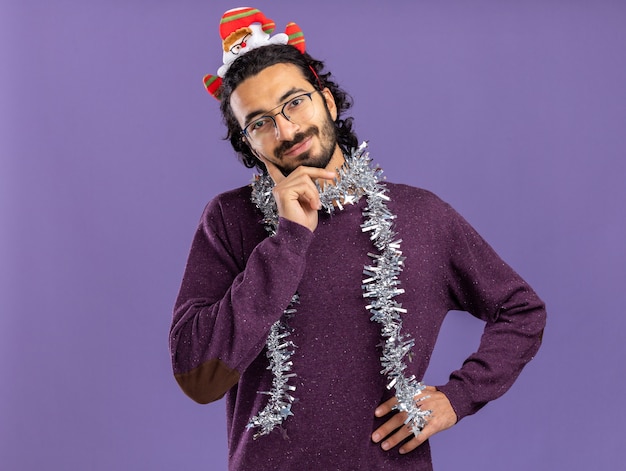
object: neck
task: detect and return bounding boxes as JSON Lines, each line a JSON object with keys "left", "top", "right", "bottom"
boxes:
{"left": 251, "top": 142, "right": 376, "bottom": 234}
{"left": 316, "top": 144, "right": 346, "bottom": 188}
{"left": 326, "top": 144, "right": 346, "bottom": 171}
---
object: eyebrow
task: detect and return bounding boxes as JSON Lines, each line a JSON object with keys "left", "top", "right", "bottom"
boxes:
{"left": 243, "top": 87, "right": 309, "bottom": 125}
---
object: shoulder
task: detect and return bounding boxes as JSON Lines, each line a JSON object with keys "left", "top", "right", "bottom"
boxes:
{"left": 385, "top": 182, "right": 439, "bottom": 200}
{"left": 385, "top": 182, "right": 453, "bottom": 217}
{"left": 203, "top": 185, "right": 254, "bottom": 214}
{"left": 207, "top": 184, "right": 253, "bottom": 207}
{"left": 201, "top": 184, "right": 260, "bottom": 228}
{"left": 384, "top": 182, "right": 473, "bottom": 245}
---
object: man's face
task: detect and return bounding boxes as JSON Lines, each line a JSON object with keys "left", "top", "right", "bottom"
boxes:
{"left": 230, "top": 63, "right": 341, "bottom": 175}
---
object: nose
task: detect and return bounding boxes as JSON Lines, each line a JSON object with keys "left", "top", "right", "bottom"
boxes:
{"left": 273, "top": 113, "right": 300, "bottom": 141}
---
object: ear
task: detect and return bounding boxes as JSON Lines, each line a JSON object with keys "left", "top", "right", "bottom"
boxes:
{"left": 321, "top": 88, "right": 338, "bottom": 121}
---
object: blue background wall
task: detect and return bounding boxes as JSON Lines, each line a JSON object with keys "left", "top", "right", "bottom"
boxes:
{"left": 2, "top": 1, "right": 624, "bottom": 469}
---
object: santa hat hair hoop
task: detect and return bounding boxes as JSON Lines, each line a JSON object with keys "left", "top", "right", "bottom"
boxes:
{"left": 203, "top": 7, "right": 306, "bottom": 100}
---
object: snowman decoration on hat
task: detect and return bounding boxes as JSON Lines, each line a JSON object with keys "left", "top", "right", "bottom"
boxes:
{"left": 203, "top": 7, "right": 306, "bottom": 99}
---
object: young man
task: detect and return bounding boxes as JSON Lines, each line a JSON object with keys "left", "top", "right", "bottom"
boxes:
{"left": 170, "top": 16, "right": 546, "bottom": 471}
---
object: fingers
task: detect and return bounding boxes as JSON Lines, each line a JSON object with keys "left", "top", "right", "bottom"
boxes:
{"left": 265, "top": 164, "right": 336, "bottom": 232}
{"left": 372, "top": 394, "right": 423, "bottom": 453}
{"left": 372, "top": 387, "right": 457, "bottom": 455}
{"left": 374, "top": 396, "right": 398, "bottom": 418}
{"left": 372, "top": 409, "right": 416, "bottom": 452}
{"left": 270, "top": 165, "right": 336, "bottom": 212}
{"left": 255, "top": 153, "right": 337, "bottom": 231}
{"left": 280, "top": 176, "right": 322, "bottom": 212}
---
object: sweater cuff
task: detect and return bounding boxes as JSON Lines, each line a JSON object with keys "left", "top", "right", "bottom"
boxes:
{"left": 273, "top": 217, "right": 315, "bottom": 255}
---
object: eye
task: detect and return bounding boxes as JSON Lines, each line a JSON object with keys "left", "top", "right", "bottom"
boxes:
{"left": 286, "top": 96, "right": 305, "bottom": 110}
{"left": 248, "top": 117, "right": 271, "bottom": 133}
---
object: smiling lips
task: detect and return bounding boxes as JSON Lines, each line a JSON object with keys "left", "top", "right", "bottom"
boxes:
{"left": 283, "top": 136, "right": 312, "bottom": 158}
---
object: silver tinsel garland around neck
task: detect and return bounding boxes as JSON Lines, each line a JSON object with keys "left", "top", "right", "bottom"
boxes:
{"left": 247, "top": 142, "right": 431, "bottom": 439}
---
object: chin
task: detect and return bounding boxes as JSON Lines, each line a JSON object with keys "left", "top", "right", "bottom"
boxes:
{"left": 280, "top": 150, "right": 333, "bottom": 176}
{"left": 276, "top": 116, "right": 339, "bottom": 175}
{"left": 299, "top": 150, "right": 333, "bottom": 168}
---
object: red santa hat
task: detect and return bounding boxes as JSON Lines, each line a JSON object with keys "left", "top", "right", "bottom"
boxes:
{"left": 203, "top": 7, "right": 306, "bottom": 100}
{"left": 219, "top": 7, "right": 275, "bottom": 45}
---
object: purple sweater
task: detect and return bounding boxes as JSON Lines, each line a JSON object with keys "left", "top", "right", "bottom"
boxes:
{"left": 170, "top": 182, "right": 546, "bottom": 470}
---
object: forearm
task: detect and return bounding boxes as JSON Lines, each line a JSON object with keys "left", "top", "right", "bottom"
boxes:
{"left": 170, "top": 216, "right": 313, "bottom": 403}
{"left": 439, "top": 202, "right": 547, "bottom": 419}
{"left": 438, "top": 282, "right": 546, "bottom": 419}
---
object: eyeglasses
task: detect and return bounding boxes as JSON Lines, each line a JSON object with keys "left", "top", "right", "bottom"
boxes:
{"left": 229, "top": 34, "right": 250, "bottom": 55}
{"left": 241, "top": 91, "right": 320, "bottom": 144}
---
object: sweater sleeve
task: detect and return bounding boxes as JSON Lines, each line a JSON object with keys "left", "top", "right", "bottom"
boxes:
{"left": 169, "top": 193, "right": 314, "bottom": 404}
{"left": 435, "top": 203, "right": 546, "bottom": 421}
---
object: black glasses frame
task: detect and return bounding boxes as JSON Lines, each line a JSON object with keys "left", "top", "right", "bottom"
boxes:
{"left": 241, "top": 90, "right": 320, "bottom": 140}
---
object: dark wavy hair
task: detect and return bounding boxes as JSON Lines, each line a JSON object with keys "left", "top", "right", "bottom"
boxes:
{"left": 219, "top": 44, "right": 358, "bottom": 170}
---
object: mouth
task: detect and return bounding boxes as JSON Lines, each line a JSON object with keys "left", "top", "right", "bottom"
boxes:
{"left": 282, "top": 136, "right": 313, "bottom": 158}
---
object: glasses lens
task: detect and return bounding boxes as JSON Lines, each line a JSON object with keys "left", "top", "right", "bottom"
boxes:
{"left": 283, "top": 94, "right": 315, "bottom": 124}
{"left": 244, "top": 92, "right": 316, "bottom": 143}
{"left": 244, "top": 117, "right": 274, "bottom": 142}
